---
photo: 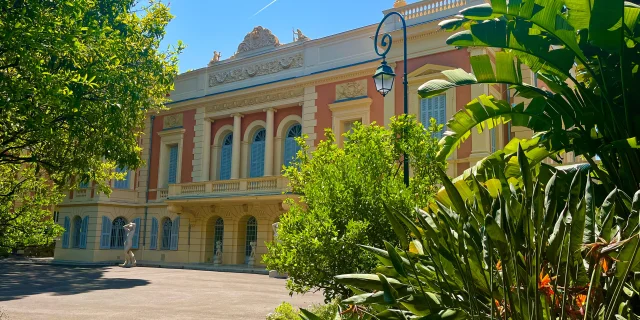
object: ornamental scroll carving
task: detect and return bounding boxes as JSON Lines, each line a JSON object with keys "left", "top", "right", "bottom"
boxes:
{"left": 237, "top": 26, "right": 280, "bottom": 54}
{"left": 206, "top": 88, "right": 304, "bottom": 113}
{"left": 163, "top": 113, "right": 183, "bottom": 129}
{"left": 208, "top": 53, "right": 304, "bottom": 87}
{"left": 336, "top": 79, "right": 367, "bottom": 101}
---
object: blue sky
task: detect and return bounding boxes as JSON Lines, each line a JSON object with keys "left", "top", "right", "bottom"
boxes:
{"left": 160, "top": 0, "right": 394, "bottom": 73}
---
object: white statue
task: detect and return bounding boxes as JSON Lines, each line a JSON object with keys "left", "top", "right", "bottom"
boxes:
{"left": 248, "top": 241, "right": 257, "bottom": 266}
{"left": 213, "top": 240, "right": 223, "bottom": 265}
{"left": 121, "top": 222, "right": 137, "bottom": 268}
{"left": 272, "top": 222, "right": 280, "bottom": 241}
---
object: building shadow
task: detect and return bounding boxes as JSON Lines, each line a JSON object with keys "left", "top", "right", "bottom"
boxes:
{"left": 0, "top": 263, "right": 150, "bottom": 302}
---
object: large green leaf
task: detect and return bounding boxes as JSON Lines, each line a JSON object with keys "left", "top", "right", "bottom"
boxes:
{"left": 434, "top": 94, "right": 553, "bottom": 161}
{"left": 335, "top": 274, "right": 406, "bottom": 291}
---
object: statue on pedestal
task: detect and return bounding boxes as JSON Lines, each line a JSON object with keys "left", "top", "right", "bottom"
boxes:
{"left": 121, "top": 222, "right": 137, "bottom": 268}
{"left": 208, "top": 51, "right": 222, "bottom": 66}
{"left": 272, "top": 222, "right": 280, "bottom": 242}
{"left": 248, "top": 241, "right": 257, "bottom": 267}
{"left": 293, "top": 29, "right": 309, "bottom": 42}
{"left": 213, "top": 240, "right": 223, "bottom": 265}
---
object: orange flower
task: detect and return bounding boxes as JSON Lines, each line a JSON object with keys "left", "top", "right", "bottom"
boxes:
{"left": 538, "top": 270, "right": 554, "bottom": 296}
{"left": 496, "top": 260, "right": 502, "bottom": 271}
{"left": 576, "top": 294, "right": 587, "bottom": 308}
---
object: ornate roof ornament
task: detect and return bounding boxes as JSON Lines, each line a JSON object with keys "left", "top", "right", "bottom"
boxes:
{"left": 394, "top": 0, "right": 407, "bottom": 8}
{"left": 237, "top": 26, "right": 280, "bottom": 54}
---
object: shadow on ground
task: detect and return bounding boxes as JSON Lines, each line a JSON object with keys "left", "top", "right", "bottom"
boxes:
{"left": 0, "top": 263, "right": 149, "bottom": 302}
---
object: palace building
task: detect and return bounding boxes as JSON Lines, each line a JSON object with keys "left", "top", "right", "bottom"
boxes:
{"left": 53, "top": 0, "right": 571, "bottom": 268}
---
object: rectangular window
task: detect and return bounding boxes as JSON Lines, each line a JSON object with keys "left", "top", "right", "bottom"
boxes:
{"left": 114, "top": 167, "right": 130, "bottom": 189}
{"left": 168, "top": 145, "right": 179, "bottom": 184}
{"left": 420, "top": 95, "right": 447, "bottom": 139}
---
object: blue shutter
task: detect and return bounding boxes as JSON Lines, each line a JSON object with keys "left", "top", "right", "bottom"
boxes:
{"left": 284, "top": 124, "right": 302, "bottom": 167}
{"left": 100, "top": 216, "right": 112, "bottom": 249}
{"left": 170, "top": 216, "right": 180, "bottom": 250}
{"left": 250, "top": 141, "right": 265, "bottom": 177}
{"left": 421, "top": 95, "right": 446, "bottom": 138}
{"left": 62, "top": 217, "right": 70, "bottom": 248}
{"left": 79, "top": 181, "right": 89, "bottom": 189}
{"left": 168, "top": 145, "right": 179, "bottom": 184}
{"left": 132, "top": 218, "right": 141, "bottom": 249}
{"left": 220, "top": 144, "right": 232, "bottom": 180}
{"left": 79, "top": 216, "right": 89, "bottom": 249}
{"left": 420, "top": 98, "right": 429, "bottom": 127}
{"left": 114, "top": 167, "right": 130, "bottom": 189}
{"left": 150, "top": 217, "right": 158, "bottom": 250}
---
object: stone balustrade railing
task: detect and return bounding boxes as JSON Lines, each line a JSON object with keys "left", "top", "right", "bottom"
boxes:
{"left": 75, "top": 189, "right": 88, "bottom": 199}
{"left": 398, "top": 0, "right": 467, "bottom": 21}
{"left": 167, "top": 176, "right": 288, "bottom": 198}
{"left": 383, "top": 0, "right": 481, "bottom": 29}
{"left": 158, "top": 189, "right": 169, "bottom": 200}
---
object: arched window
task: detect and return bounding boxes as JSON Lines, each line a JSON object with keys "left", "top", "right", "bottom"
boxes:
{"left": 245, "top": 216, "right": 258, "bottom": 264}
{"left": 220, "top": 133, "right": 233, "bottom": 180}
{"left": 213, "top": 218, "right": 224, "bottom": 256}
{"left": 284, "top": 124, "right": 302, "bottom": 167}
{"left": 161, "top": 218, "right": 173, "bottom": 250}
{"left": 72, "top": 216, "right": 82, "bottom": 248}
{"left": 110, "top": 217, "right": 127, "bottom": 249}
{"left": 250, "top": 129, "right": 266, "bottom": 178}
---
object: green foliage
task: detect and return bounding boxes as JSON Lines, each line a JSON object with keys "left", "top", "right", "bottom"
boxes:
{"left": 0, "top": 0, "right": 182, "bottom": 250}
{"left": 267, "top": 300, "right": 348, "bottom": 320}
{"left": 267, "top": 302, "right": 299, "bottom": 320}
{"left": 419, "top": 0, "right": 640, "bottom": 198}
{"left": 328, "top": 146, "right": 640, "bottom": 319}
{"left": 0, "top": 164, "right": 64, "bottom": 253}
{"left": 264, "top": 116, "right": 444, "bottom": 301}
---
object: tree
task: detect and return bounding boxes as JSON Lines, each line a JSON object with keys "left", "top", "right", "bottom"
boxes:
{"left": 418, "top": 0, "right": 640, "bottom": 204}
{"left": 264, "top": 116, "right": 443, "bottom": 301}
{"left": 0, "top": 0, "right": 183, "bottom": 253}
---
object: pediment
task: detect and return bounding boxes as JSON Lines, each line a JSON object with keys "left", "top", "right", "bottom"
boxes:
{"left": 407, "top": 63, "right": 455, "bottom": 84}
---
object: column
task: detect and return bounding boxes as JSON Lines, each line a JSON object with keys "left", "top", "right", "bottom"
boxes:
{"left": 201, "top": 118, "right": 212, "bottom": 181}
{"left": 231, "top": 114, "right": 242, "bottom": 179}
{"left": 264, "top": 108, "right": 275, "bottom": 176}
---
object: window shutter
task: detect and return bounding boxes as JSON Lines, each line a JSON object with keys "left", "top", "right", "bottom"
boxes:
{"left": 220, "top": 144, "right": 232, "bottom": 180}
{"left": 79, "top": 216, "right": 89, "bottom": 249}
{"left": 170, "top": 216, "right": 180, "bottom": 250}
{"left": 420, "top": 95, "right": 447, "bottom": 138}
{"left": 168, "top": 145, "right": 179, "bottom": 184}
{"left": 437, "top": 95, "right": 446, "bottom": 134}
{"left": 100, "top": 216, "right": 112, "bottom": 249}
{"left": 150, "top": 217, "right": 158, "bottom": 250}
{"left": 132, "top": 218, "right": 141, "bottom": 249}
{"left": 62, "top": 217, "right": 70, "bottom": 248}
{"left": 114, "top": 167, "right": 130, "bottom": 189}
{"left": 250, "top": 141, "right": 265, "bottom": 178}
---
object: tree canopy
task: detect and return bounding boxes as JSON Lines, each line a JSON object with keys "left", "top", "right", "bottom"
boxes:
{"left": 264, "top": 116, "right": 444, "bottom": 301}
{"left": 0, "top": 0, "right": 182, "bottom": 252}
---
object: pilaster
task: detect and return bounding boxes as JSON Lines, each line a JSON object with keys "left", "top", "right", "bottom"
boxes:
{"left": 264, "top": 108, "right": 275, "bottom": 176}
{"left": 191, "top": 108, "right": 213, "bottom": 182}
{"left": 302, "top": 86, "right": 318, "bottom": 152}
{"left": 231, "top": 114, "right": 242, "bottom": 179}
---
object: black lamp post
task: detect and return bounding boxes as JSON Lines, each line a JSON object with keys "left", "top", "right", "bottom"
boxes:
{"left": 373, "top": 12, "right": 409, "bottom": 187}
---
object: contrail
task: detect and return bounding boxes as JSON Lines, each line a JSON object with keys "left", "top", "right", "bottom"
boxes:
{"left": 251, "top": 0, "right": 278, "bottom": 17}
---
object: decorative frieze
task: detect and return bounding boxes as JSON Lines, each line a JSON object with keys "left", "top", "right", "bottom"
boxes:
{"left": 336, "top": 79, "right": 367, "bottom": 101}
{"left": 163, "top": 113, "right": 183, "bottom": 129}
{"left": 206, "top": 87, "right": 305, "bottom": 113}
{"left": 208, "top": 53, "right": 304, "bottom": 87}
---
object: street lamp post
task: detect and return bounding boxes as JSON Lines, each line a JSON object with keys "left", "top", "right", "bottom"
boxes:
{"left": 373, "top": 12, "right": 409, "bottom": 187}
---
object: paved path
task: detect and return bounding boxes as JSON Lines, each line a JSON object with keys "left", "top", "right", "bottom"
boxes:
{"left": 0, "top": 263, "right": 323, "bottom": 320}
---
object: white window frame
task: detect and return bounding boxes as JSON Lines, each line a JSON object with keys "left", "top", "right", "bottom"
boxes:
{"left": 157, "top": 128, "right": 185, "bottom": 188}
{"left": 328, "top": 97, "right": 372, "bottom": 147}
